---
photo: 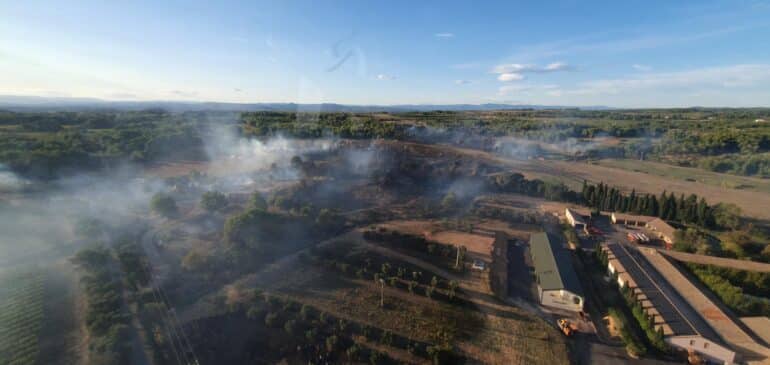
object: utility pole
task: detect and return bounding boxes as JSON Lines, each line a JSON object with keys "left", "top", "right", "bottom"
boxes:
{"left": 455, "top": 245, "right": 461, "bottom": 269}
{"left": 379, "top": 278, "right": 385, "bottom": 308}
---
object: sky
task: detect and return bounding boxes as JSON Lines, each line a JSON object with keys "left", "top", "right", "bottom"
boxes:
{"left": 2, "top": 0, "right": 770, "bottom": 107}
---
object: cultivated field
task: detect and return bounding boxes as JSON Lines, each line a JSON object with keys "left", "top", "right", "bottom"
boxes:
{"left": 0, "top": 270, "right": 44, "bottom": 365}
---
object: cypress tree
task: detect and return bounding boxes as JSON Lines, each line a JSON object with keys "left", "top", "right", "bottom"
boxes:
{"left": 658, "top": 190, "right": 668, "bottom": 219}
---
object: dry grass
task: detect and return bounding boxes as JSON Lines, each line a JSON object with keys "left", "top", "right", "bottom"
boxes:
{"left": 258, "top": 231, "right": 571, "bottom": 365}
{"left": 425, "top": 231, "right": 494, "bottom": 260}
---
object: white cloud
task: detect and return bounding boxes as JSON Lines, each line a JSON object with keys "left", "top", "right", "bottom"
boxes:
{"left": 632, "top": 64, "right": 652, "bottom": 71}
{"left": 492, "top": 62, "right": 571, "bottom": 74}
{"left": 376, "top": 74, "right": 396, "bottom": 80}
{"left": 497, "top": 73, "right": 525, "bottom": 82}
{"left": 455, "top": 80, "right": 472, "bottom": 85}
{"left": 570, "top": 64, "right": 770, "bottom": 96}
{"left": 543, "top": 62, "right": 570, "bottom": 71}
{"left": 435, "top": 32, "right": 455, "bottom": 38}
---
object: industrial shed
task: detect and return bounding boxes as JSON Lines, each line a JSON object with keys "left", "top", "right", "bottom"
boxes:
{"left": 645, "top": 218, "right": 677, "bottom": 245}
{"left": 611, "top": 212, "right": 656, "bottom": 226}
{"left": 603, "top": 243, "right": 738, "bottom": 364}
{"left": 529, "top": 232, "right": 584, "bottom": 312}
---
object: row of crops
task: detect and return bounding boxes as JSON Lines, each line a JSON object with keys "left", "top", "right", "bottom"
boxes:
{"left": 0, "top": 270, "right": 45, "bottom": 365}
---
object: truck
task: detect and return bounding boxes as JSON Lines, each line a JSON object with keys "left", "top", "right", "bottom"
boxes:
{"left": 557, "top": 318, "right": 577, "bottom": 336}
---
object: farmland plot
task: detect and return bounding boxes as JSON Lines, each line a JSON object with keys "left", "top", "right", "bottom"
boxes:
{"left": 0, "top": 270, "right": 44, "bottom": 365}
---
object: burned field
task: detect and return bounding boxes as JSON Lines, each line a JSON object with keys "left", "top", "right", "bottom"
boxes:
{"left": 134, "top": 141, "right": 573, "bottom": 365}
{"left": 3, "top": 109, "right": 769, "bottom": 365}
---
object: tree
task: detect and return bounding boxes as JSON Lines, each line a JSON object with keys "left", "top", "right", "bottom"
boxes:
{"left": 284, "top": 319, "right": 297, "bottom": 335}
{"left": 408, "top": 280, "right": 417, "bottom": 294}
{"left": 181, "top": 248, "right": 210, "bottom": 271}
{"left": 325, "top": 335, "right": 339, "bottom": 353}
{"left": 316, "top": 208, "right": 343, "bottom": 232}
{"left": 200, "top": 190, "right": 228, "bottom": 212}
{"left": 249, "top": 191, "right": 268, "bottom": 210}
{"left": 441, "top": 192, "right": 458, "bottom": 212}
{"left": 290, "top": 155, "right": 303, "bottom": 169}
{"left": 150, "top": 193, "right": 177, "bottom": 218}
{"left": 448, "top": 280, "right": 459, "bottom": 300}
{"left": 346, "top": 344, "right": 360, "bottom": 361}
{"left": 713, "top": 203, "right": 742, "bottom": 230}
{"left": 264, "top": 312, "right": 279, "bottom": 327}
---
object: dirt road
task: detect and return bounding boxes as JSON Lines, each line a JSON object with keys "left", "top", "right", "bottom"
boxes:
{"left": 659, "top": 249, "right": 770, "bottom": 273}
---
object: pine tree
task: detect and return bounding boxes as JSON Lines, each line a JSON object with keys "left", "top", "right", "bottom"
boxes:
{"left": 648, "top": 195, "right": 659, "bottom": 217}
{"left": 659, "top": 191, "right": 669, "bottom": 219}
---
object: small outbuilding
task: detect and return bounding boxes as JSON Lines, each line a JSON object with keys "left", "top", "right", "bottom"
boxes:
{"left": 611, "top": 212, "right": 656, "bottom": 226}
{"left": 565, "top": 208, "right": 587, "bottom": 229}
{"left": 645, "top": 218, "right": 677, "bottom": 245}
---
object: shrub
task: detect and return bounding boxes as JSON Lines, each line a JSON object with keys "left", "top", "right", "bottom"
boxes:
{"left": 325, "top": 335, "right": 339, "bottom": 353}
{"left": 346, "top": 344, "right": 360, "bottom": 360}
{"left": 246, "top": 306, "right": 265, "bottom": 320}
{"left": 150, "top": 193, "right": 177, "bottom": 218}
{"left": 200, "top": 190, "right": 228, "bottom": 212}
{"left": 369, "top": 351, "right": 384, "bottom": 365}
{"left": 300, "top": 304, "right": 311, "bottom": 320}
{"left": 284, "top": 319, "right": 298, "bottom": 335}
{"left": 264, "top": 312, "right": 279, "bottom": 327}
{"left": 380, "top": 330, "right": 393, "bottom": 346}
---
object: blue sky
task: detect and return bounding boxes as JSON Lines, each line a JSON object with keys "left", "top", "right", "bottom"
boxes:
{"left": 2, "top": 0, "right": 770, "bottom": 107}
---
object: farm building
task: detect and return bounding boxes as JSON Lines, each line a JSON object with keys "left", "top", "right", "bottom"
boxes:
{"left": 529, "top": 232, "right": 584, "bottom": 312}
{"left": 610, "top": 212, "right": 656, "bottom": 226}
{"left": 602, "top": 243, "right": 739, "bottom": 364}
{"left": 645, "top": 218, "right": 677, "bottom": 245}
{"left": 564, "top": 208, "right": 586, "bottom": 229}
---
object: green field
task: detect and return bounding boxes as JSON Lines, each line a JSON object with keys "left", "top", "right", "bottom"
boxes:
{"left": 594, "top": 158, "right": 770, "bottom": 195}
{"left": 0, "top": 270, "right": 45, "bottom": 365}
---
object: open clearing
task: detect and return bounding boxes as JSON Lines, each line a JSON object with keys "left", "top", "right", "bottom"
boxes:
{"left": 594, "top": 158, "right": 770, "bottom": 194}
{"left": 404, "top": 141, "right": 770, "bottom": 220}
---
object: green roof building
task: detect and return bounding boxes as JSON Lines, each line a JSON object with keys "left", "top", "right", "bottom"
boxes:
{"left": 530, "top": 232, "right": 584, "bottom": 312}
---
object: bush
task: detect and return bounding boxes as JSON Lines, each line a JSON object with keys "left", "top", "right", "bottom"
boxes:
{"left": 150, "top": 193, "right": 178, "bottom": 218}
{"left": 246, "top": 306, "right": 266, "bottom": 320}
{"left": 264, "top": 312, "right": 279, "bottom": 327}
{"left": 200, "top": 190, "right": 228, "bottom": 212}
{"left": 325, "top": 335, "right": 339, "bottom": 353}
{"left": 346, "top": 344, "right": 360, "bottom": 360}
{"left": 284, "top": 319, "right": 298, "bottom": 335}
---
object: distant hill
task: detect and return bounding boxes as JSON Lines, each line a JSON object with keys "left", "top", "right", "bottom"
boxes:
{"left": 0, "top": 95, "right": 611, "bottom": 112}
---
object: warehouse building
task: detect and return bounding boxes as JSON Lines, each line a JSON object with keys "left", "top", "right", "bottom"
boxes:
{"left": 602, "top": 242, "right": 737, "bottom": 364}
{"left": 530, "top": 232, "right": 584, "bottom": 312}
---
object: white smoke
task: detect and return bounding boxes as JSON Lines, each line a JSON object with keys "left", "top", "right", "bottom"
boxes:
{"left": 205, "top": 124, "right": 337, "bottom": 172}
{"left": 0, "top": 164, "right": 29, "bottom": 191}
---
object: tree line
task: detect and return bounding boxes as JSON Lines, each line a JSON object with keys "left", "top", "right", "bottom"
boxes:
{"left": 487, "top": 171, "right": 729, "bottom": 230}
{"left": 581, "top": 181, "right": 717, "bottom": 228}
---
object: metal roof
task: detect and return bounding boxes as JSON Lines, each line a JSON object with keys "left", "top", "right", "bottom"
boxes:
{"left": 645, "top": 218, "right": 677, "bottom": 240}
{"left": 530, "top": 232, "right": 583, "bottom": 296}
{"left": 605, "top": 242, "right": 721, "bottom": 341}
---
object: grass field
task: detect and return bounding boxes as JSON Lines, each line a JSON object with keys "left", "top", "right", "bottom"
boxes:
{"left": 594, "top": 159, "right": 770, "bottom": 194}
{"left": 0, "top": 270, "right": 45, "bottom": 365}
